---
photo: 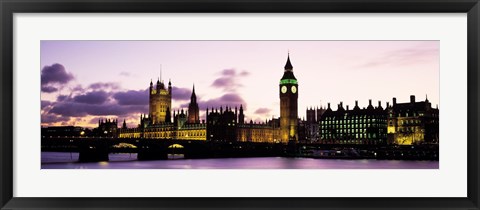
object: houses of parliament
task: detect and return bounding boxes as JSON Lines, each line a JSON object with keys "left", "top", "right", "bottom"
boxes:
{"left": 112, "top": 54, "right": 439, "bottom": 145}
{"left": 117, "top": 54, "right": 298, "bottom": 144}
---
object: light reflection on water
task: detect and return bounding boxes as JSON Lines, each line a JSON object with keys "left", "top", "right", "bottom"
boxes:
{"left": 41, "top": 152, "right": 439, "bottom": 169}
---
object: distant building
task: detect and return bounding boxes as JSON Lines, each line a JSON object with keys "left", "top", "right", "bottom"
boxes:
{"left": 96, "top": 119, "right": 118, "bottom": 137}
{"left": 320, "top": 100, "right": 388, "bottom": 145}
{"left": 387, "top": 95, "right": 439, "bottom": 145}
{"left": 304, "top": 106, "right": 326, "bottom": 142}
{"left": 187, "top": 85, "right": 200, "bottom": 124}
{"left": 113, "top": 58, "right": 439, "bottom": 146}
{"left": 42, "top": 126, "right": 90, "bottom": 138}
{"left": 297, "top": 118, "right": 308, "bottom": 143}
{"left": 205, "top": 105, "right": 282, "bottom": 143}
{"left": 206, "top": 106, "right": 237, "bottom": 142}
{"left": 317, "top": 95, "right": 439, "bottom": 145}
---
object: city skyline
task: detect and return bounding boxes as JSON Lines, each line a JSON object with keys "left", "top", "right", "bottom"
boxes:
{"left": 41, "top": 41, "right": 439, "bottom": 128}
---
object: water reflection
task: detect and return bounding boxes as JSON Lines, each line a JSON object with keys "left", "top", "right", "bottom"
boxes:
{"left": 41, "top": 152, "right": 439, "bottom": 169}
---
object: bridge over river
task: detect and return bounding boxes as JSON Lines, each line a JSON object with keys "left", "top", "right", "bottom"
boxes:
{"left": 41, "top": 137, "right": 289, "bottom": 162}
{"left": 41, "top": 137, "right": 439, "bottom": 162}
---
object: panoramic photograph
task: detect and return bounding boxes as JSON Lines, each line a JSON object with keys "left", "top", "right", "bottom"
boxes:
{"left": 40, "top": 40, "right": 439, "bottom": 169}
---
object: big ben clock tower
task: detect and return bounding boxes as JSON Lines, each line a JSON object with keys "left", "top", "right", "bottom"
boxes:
{"left": 279, "top": 53, "right": 298, "bottom": 143}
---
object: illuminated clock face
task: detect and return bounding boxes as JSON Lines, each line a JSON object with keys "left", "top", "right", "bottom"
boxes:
{"left": 281, "top": 86, "right": 287, "bottom": 93}
{"left": 291, "top": 86, "right": 297, "bottom": 94}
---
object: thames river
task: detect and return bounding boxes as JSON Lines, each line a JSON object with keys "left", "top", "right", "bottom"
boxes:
{"left": 41, "top": 152, "right": 438, "bottom": 169}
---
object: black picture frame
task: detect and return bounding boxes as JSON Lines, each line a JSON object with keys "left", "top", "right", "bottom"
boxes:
{"left": 1, "top": 0, "right": 479, "bottom": 209}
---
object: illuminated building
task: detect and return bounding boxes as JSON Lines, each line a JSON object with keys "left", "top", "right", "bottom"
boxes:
{"left": 279, "top": 54, "right": 299, "bottom": 143}
{"left": 119, "top": 110, "right": 207, "bottom": 140}
{"left": 236, "top": 119, "right": 281, "bottom": 143}
{"left": 119, "top": 80, "right": 206, "bottom": 140}
{"left": 118, "top": 127, "right": 141, "bottom": 138}
{"left": 149, "top": 78, "right": 172, "bottom": 124}
{"left": 116, "top": 59, "right": 441, "bottom": 146}
{"left": 320, "top": 100, "right": 388, "bottom": 145}
{"left": 205, "top": 104, "right": 281, "bottom": 143}
{"left": 387, "top": 95, "right": 439, "bottom": 145}
{"left": 116, "top": 56, "right": 301, "bottom": 144}
{"left": 117, "top": 55, "right": 291, "bottom": 144}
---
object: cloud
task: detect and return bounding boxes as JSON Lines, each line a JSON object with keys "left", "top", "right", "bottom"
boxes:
{"left": 179, "top": 93, "right": 246, "bottom": 111}
{"left": 72, "top": 85, "right": 84, "bottom": 92}
{"left": 73, "top": 91, "right": 109, "bottom": 104}
{"left": 41, "top": 64, "right": 74, "bottom": 93}
{"left": 88, "top": 117, "right": 104, "bottom": 124}
{"left": 211, "top": 68, "right": 249, "bottom": 92}
{"left": 42, "top": 78, "right": 151, "bottom": 125}
{"left": 41, "top": 86, "right": 58, "bottom": 93}
{"left": 41, "top": 100, "right": 52, "bottom": 109}
{"left": 57, "top": 95, "right": 69, "bottom": 102}
{"left": 171, "top": 86, "right": 191, "bottom": 101}
{"left": 254, "top": 108, "right": 271, "bottom": 115}
{"left": 41, "top": 113, "right": 71, "bottom": 124}
{"left": 357, "top": 46, "right": 439, "bottom": 69}
{"left": 221, "top": 69, "right": 236, "bottom": 76}
{"left": 49, "top": 101, "right": 148, "bottom": 117}
{"left": 239, "top": 70, "right": 249, "bottom": 76}
{"left": 88, "top": 82, "right": 120, "bottom": 90}
{"left": 42, "top": 68, "right": 252, "bottom": 126}
{"left": 44, "top": 85, "right": 148, "bottom": 125}
{"left": 119, "top": 72, "right": 130, "bottom": 77}
{"left": 113, "top": 89, "right": 149, "bottom": 105}
{"left": 41, "top": 63, "right": 74, "bottom": 85}
{"left": 211, "top": 77, "right": 236, "bottom": 90}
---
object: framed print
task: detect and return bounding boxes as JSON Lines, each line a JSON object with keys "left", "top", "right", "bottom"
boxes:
{"left": 1, "top": 0, "right": 479, "bottom": 209}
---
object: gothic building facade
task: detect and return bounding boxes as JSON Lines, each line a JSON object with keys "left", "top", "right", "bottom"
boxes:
{"left": 205, "top": 104, "right": 281, "bottom": 143}
{"left": 304, "top": 106, "right": 326, "bottom": 143}
{"left": 115, "top": 56, "right": 439, "bottom": 146}
{"left": 317, "top": 96, "right": 439, "bottom": 145}
{"left": 118, "top": 55, "right": 296, "bottom": 144}
{"left": 319, "top": 100, "right": 388, "bottom": 145}
{"left": 149, "top": 78, "right": 172, "bottom": 124}
{"left": 236, "top": 118, "right": 280, "bottom": 143}
{"left": 188, "top": 85, "right": 200, "bottom": 124}
{"left": 119, "top": 82, "right": 207, "bottom": 140}
{"left": 387, "top": 95, "right": 439, "bottom": 145}
{"left": 97, "top": 118, "right": 119, "bottom": 137}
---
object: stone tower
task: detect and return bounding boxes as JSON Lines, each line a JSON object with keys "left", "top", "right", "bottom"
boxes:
{"left": 149, "top": 78, "right": 172, "bottom": 124}
{"left": 279, "top": 53, "right": 298, "bottom": 143}
{"left": 187, "top": 84, "right": 200, "bottom": 123}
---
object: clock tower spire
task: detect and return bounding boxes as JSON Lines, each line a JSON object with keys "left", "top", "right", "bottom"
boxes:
{"left": 279, "top": 53, "right": 298, "bottom": 143}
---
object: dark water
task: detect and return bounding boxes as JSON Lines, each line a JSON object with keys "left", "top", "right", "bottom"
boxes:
{"left": 41, "top": 152, "right": 439, "bottom": 169}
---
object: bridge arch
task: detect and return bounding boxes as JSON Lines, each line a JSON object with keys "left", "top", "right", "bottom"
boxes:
{"left": 167, "top": 144, "right": 185, "bottom": 159}
{"left": 112, "top": 142, "right": 138, "bottom": 148}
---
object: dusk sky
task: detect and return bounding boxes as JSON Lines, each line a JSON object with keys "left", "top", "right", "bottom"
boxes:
{"left": 40, "top": 41, "right": 439, "bottom": 128}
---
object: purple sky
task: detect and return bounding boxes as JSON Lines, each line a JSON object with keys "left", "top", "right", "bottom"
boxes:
{"left": 40, "top": 41, "right": 439, "bottom": 128}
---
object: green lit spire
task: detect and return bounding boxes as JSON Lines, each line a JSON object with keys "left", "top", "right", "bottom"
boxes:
{"left": 280, "top": 53, "right": 297, "bottom": 83}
